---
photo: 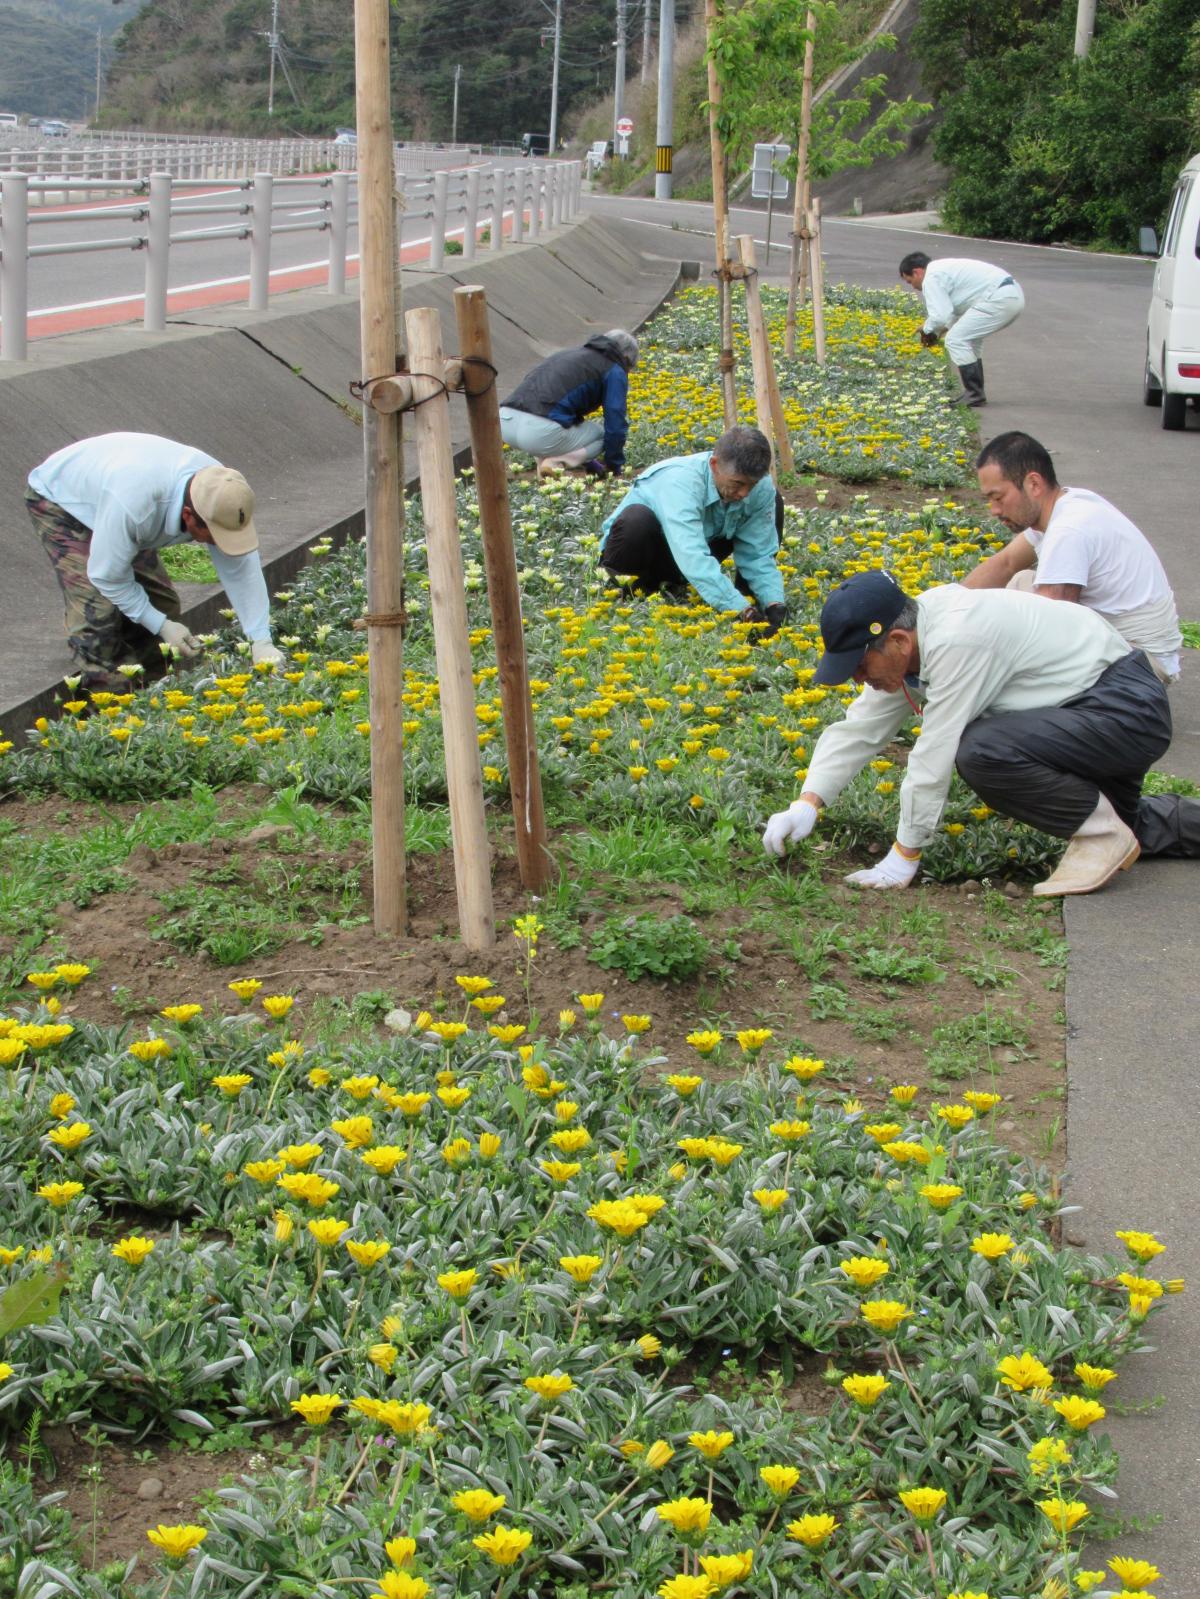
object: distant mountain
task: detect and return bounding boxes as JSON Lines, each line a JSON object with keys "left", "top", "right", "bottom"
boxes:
{"left": 0, "top": 0, "right": 144, "bottom": 121}
{"left": 96, "top": 0, "right": 625, "bottom": 143}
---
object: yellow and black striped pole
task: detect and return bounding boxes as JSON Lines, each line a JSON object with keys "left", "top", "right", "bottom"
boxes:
{"left": 654, "top": 0, "right": 674, "bottom": 198}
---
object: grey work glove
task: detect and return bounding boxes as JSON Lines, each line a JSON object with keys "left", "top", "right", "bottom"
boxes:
{"left": 251, "top": 640, "right": 286, "bottom": 669}
{"left": 159, "top": 618, "right": 202, "bottom": 659}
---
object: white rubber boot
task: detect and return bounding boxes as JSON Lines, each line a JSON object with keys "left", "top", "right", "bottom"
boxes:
{"left": 1031, "top": 794, "right": 1140, "bottom": 897}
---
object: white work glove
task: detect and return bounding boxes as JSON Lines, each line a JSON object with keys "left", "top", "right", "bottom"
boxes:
{"left": 762, "top": 799, "right": 820, "bottom": 856}
{"left": 844, "top": 845, "right": 921, "bottom": 890}
{"left": 251, "top": 640, "right": 286, "bottom": 668}
{"left": 159, "top": 618, "right": 202, "bottom": 659}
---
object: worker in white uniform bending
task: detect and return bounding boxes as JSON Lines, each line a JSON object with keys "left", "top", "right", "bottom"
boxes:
{"left": 761, "top": 571, "right": 1200, "bottom": 895}
{"left": 963, "top": 431, "right": 1182, "bottom": 683}
{"left": 900, "top": 251, "right": 1024, "bottom": 408}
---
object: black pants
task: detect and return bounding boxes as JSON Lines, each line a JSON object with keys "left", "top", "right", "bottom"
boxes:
{"left": 600, "top": 491, "right": 785, "bottom": 598}
{"left": 954, "top": 651, "right": 1200, "bottom": 856}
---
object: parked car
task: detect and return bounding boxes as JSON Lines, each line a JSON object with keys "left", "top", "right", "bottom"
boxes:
{"left": 1142, "top": 150, "right": 1200, "bottom": 431}
{"left": 41, "top": 120, "right": 70, "bottom": 138}
{"left": 333, "top": 128, "right": 357, "bottom": 147}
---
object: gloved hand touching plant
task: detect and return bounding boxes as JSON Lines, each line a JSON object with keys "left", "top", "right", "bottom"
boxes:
{"left": 251, "top": 640, "right": 285, "bottom": 668}
{"left": 762, "top": 796, "right": 820, "bottom": 856}
{"left": 844, "top": 844, "right": 921, "bottom": 889}
{"left": 159, "top": 618, "right": 202, "bottom": 659}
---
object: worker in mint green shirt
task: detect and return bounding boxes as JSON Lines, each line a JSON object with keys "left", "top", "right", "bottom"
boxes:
{"left": 599, "top": 426, "right": 787, "bottom": 631}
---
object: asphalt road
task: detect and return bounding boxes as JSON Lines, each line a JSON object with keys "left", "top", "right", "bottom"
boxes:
{"left": 584, "top": 189, "right": 1200, "bottom": 1590}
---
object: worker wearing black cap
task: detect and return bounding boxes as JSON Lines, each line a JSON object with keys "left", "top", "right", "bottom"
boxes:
{"left": 761, "top": 570, "right": 1199, "bottom": 894}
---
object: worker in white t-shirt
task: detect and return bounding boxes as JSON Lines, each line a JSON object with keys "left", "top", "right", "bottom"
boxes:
{"left": 963, "top": 431, "right": 1182, "bottom": 683}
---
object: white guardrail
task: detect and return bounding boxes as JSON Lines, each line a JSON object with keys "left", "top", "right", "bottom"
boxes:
{"left": 0, "top": 138, "right": 583, "bottom": 362}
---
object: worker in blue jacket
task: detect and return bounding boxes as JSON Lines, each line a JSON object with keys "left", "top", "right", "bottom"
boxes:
{"left": 499, "top": 330, "right": 637, "bottom": 477}
{"left": 599, "top": 425, "right": 787, "bottom": 633}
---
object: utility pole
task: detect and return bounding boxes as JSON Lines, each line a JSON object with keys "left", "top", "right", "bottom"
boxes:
{"left": 641, "top": 0, "right": 653, "bottom": 83}
{"left": 548, "top": 0, "right": 563, "bottom": 153}
{"left": 613, "top": 0, "right": 627, "bottom": 143}
{"left": 267, "top": 0, "right": 280, "bottom": 115}
{"left": 1074, "top": 0, "right": 1096, "bottom": 56}
{"left": 451, "top": 62, "right": 462, "bottom": 143}
{"left": 654, "top": 0, "right": 673, "bottom": 199}
{"left": 95, "top": 26, "right": 103, "bottom": 120}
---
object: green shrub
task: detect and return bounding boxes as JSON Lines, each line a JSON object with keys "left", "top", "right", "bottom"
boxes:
{"left": 589, "top": 911, "right": 712, "bottom": 981}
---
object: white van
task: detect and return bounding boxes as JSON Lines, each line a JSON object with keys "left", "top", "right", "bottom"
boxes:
{"left": 0, "top": 112, "right": 20, "bottom": 128}
{"left": 1143, "top": 150, "right": 1200, "bottom": 430}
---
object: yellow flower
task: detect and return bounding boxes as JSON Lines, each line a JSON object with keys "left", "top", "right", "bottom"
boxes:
{"left": 0, "top": 1361, "right": 13, "bottom": 1382}
{"left": 345, "top": 1239, "right": 390, "bottom": 1269}
{"left": 783, "top": 1055, "right": 825, "bottom": 1079}
{"left": 1073, "top": 1575, "right": 1107, "bottom": 1595}
{"left": 656, "top": 1497, "right": 713, "bottom": 1535}
{"left": 786, "top": 1512, "right": 838, "bottom": 1547}
{"left": 146, "top": 1524, "right": 208, "bottom": 1560}
{"left": 549, "top": 1127, "right": 591, "bottom": 1153}
{"left": 111, "top": 1235, "right": 156, "bottom": 1266}
{"left": 438, "top": 1085, "right": 472, "bottom": 1109}
{"left": 307, "top": 1218, "right": 349, "bottom": 1247}
{"left": 261, "top": 994, "right": 295, "bottom": 1019}
{"left": 273, "top": 1210, "right": 295, "bottom": 1243}
{"left": 558, "top": 1009, "right": 577, "bottom": 1029}
{"left": 48, "top": 1121, "right": 92, "bottom": 1151}
{"left": 26, "top": 971, "right": 61, "bottom": 991}
{"left": 453, "top": 1488, "right": 506, "bottom": 1521}
{"left": 839, "top": 1256, "right": 890, "bottom": 1289}
{"left": 997, "top": 1352, "right": 1055, "bottom": 1392}
{"left": 332, "top": 1115, "right": 376, "bottom": 1147}
{"left": 53, "top": 963, "right": 91, "bottom": 986}
{"left": 1036, "top": 1497, "right": 1089, "bottom": 1532}
{"left": 213, "top": 1073, "right": 253, "bottom": 1097}
{"left": 760, "top": 1464, "right": 800, "bottom": 1497}
{"left": 863, "top": 1122, "right": 903, "bottom": 1145}
{"left": 666, "top": 1074, "right": 703, "bottom": 1097}
{"left": 658, "top": 1577, "right": 715, "bottom": 1599}
{"left": 934, "top": 1103, "right": 974, "bottom": 1130}
{"left": 860, "top": 1299, "right": 909, "bottom": 1333}
{"left": 554, "top": 1100, "right": 579, "bottom": 1123}
{"left": 290, "top": 1392, "right": 343, "bottom": 1425}
{"left": 428, "top": 1020, "right": 468, "bottom": 1042}
{"left": 577, "top": 993, "right": 604, "bottom": 1015}
{"left": 621, "top": 1014, "right": 652, "bottom": 1034}
{"left": 919, "top": 1183, "right": 963, "bottom": 1210}
{"left": 769, "top": 1120, "right": 811, "bottom": 1142}
{"left": 1107, "top": 1557, "right": 1161, "bottom": 1590}
{"left": 277, "top": 1143, "right": 323, "bottom": 1169}
{"left": 371, "top": 1573, "right": 428, "bottom": 1599}
{"left": 753, "top": 1189, "right": 789, "bottom": 1213}
{"left": 644, "top": 1438, "right": 674, "bottom": 1469}
{"left": 38, "top": 1181, "right": 84, "bottom": 1208}
{"left": 736, "top": 1027, "right": 772, "bottom": 1055}
{"left": 842, "top": 1373, "right": 891, "bottom": 1408}
{"left": 375, "top": 1400, "right": 432, "bottom": 1436}
{"left": 368, "top": 1342, "right": 398, "bottom": 1373}
{"left": 524, "top": 1372, "right": 574, "bottom": 1401}
{"left": 898, "top": 1486, "right": 947, "bottom": 1521}
{"left": 438, "top": 1267, "right": 478, "bottom": 1300}
{"left": 1074, "top": 1362, "right": 1117, "bottom": 1391}
{"left": 637, "top": 1334, "right": 663, "bottom": 1359}
{"left": 1052, "top": 1395, "right": 1106, "bottom": 1431}
{"left": 278, "top": 1173, "right": 340, "bottom": 1207}
{"left": 443, "top": 1138, "right": 473, "bottom": 1168}
{"left": 1115, "top": 1229, "right": 1165, "bottom": 1261}
{"left": 1027, "top": 1436, "right": 1072, "bottom": 1476}
{"left": 0, "top": 1246, "right": 24, "bottom": 1266}
{"left": 455, "top": 974, "right": 493, "bottom": 995}
{"left": 48, "top": 1092, "right": 76, "bottom": 1121}
{"left": 472, "top": 1525, "right": 533, "bottom": 1566}
{"left": 971, "top": 1232, "right": 1015, "bottom": 1260}
{"left": 243, "top": 1158, "right": 287, "bottom": 1184}
{"left": 685, "top": 1030, "right": 722, "bottom": 1055}
{"left": 488, "top": 1023, "right": 526, "bottom": 1045}
{"left": 586, "top": 1199, "right": 649, "bottom": 1238}
{"left": 477, "top": 1133, "right": 502, "bottom": 1161}
{"left": 699, "top": 1549, "right": 754, "bottom": 1589}
{"left": 1117, "top": 1272, "right": 1163, "bottom": 1298}
{"left": 688, "top": 1429, "right": 733, "bottom": 1460}
{"left": 560, "top": 1253, "right": 603, "bottom": 1285}
{"left": 129, "top": 1038, "right": 172, "bottom": 1062}
{"left": 890, "top": 1083, "right": 919, "bottom": 1104}
{"left": 341, "top": 1074, "right": 381, "bottom": 1099}
{"left": 540, "top": 1160, "right": 582, "bottom": 1183}
{"left": 361, "top": 1145, "right": 407, "bottom": 1175}
{"left": 962, "top": 1090, "right": 1002, "bottom": 1111}
{"left": 228, "top": 978, "right": 262, "bottom": 1002}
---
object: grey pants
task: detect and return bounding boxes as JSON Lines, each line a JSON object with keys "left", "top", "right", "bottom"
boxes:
{"left": 955, "top": 651, "right": 1200, "bottom": 856}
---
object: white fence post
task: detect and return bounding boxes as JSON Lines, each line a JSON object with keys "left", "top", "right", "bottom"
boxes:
{"left": 0, "top": 173, "right": 29, "bottom": 362}
{"left": 463, "top": 166, "right": 480, "bottom": 261}
{"left": 143, "top": 171, "right": 172, "bottom": 334}
{"left": 328, "top": 172, "right": 349, "bottom": 295}
{"left": 491, "top": 165, "right": 505, "bottom": 252}
{"left": 430, "top": 169, "right": 449, "bottom": 271}
{"left": 249, "top": 172, "right": 273, "bottom": 310}
{"left": 527, "top": 166, "right": 541, "bottom": 240}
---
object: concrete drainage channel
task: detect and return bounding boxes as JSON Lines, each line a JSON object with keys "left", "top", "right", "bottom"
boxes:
{"left": 0, "top": 217, "right": 697, "bottom": 741}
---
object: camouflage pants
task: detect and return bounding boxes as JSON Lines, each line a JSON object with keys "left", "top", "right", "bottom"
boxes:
{"left": 26, "top": 489, "right": 181, "bottom": 688}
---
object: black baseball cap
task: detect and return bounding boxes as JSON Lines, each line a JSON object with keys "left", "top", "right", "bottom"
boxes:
{"left": 813, "top": 571, "right": 911, "bottom": 685}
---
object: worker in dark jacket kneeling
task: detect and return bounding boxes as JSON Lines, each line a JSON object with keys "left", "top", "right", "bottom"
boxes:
{"left": 499, "top": 329, "right": 637, "bottom": 478}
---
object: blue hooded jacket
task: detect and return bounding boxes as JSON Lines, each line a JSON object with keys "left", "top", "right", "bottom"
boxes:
{"left": 500, "top": 334, "right": 630, "bottom": 470}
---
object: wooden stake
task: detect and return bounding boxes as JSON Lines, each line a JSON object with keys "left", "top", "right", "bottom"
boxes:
{"left": 355, "top": 0, "right": 406, "bottom": 935}
{"left": 705, "top": 0, "right": 737, "bottom": 429}
{"left": 405, "top": 304, "right": 496, "bottom": 951}
{"left": 785, "top": 7, "right": 816, "bottom": 359}
{"left": 736, "top": 234, "right": 794, "bottom": 473}
{"left": 809, "top": 199, "right": 827, "bottom": 367}
{"left": 453, "top": 284, "right": 551, "bottom": 894}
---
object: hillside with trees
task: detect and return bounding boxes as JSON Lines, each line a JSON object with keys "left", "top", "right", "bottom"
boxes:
{"left": 0, "top": 0, "right": 142, "bottom": 121}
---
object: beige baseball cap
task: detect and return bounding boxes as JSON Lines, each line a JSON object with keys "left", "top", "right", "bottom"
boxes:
{"left": 190, "top": 466, "right": 258, "bottom": 556}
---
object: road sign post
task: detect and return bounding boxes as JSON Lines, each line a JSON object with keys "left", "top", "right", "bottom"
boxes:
{"left": 751, "top": 142, "right": 790, "bottom": 265}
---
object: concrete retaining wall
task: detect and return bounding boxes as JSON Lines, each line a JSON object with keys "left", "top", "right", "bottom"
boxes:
{"left": 0, "top": 217, "right": 694, "bottom": 741}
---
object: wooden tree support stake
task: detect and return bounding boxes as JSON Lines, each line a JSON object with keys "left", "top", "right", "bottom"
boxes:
{"left": 453, "top": 285, "right": 551, "bottom": 895}
{"left": 809, "top": 199, "right": 827, "bottom": 367}
{"left": 355, "top": 0, "right": 406, "bottom": 935}
{"left": 736, "top": 234, "right": 795, "bottom": 473}
{"left": 405, "top": 304, "right": 496, "bottom": 950}
{"left": 705, "top": 0, "right": 737, "bottom": 429}
{"left": 785, "top": 6, "right": 816, "bottom": 359}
